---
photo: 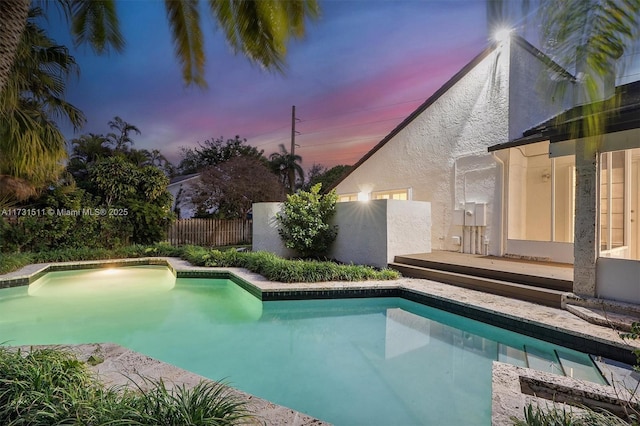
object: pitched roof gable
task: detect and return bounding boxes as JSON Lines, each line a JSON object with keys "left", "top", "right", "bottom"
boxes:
{"left": 328, "top": 36, "right": 569, "bottom": 191}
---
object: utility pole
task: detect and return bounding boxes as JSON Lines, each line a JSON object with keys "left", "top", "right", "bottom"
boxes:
{"left": 288, "top": 105, "right": 299, "bottom": 193}
{"left": 290, "top": 105, "right": 297, "bottom": 157}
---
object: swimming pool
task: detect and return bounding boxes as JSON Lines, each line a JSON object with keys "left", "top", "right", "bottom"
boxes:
{"left": 0, "top": 265, "right": 606, "bottom": 425}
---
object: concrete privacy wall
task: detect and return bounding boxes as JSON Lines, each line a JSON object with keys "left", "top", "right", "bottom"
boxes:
{"left": 251, "top": 202, "right": 296, "bottom": 259}
{"left": 596, "top": 258, "right": 640, "bottom": 304}
{"left": 252, "top": 200, "right": 431, "bottom": 268}
{"left": 331, "top": 200, "right": 431, "bottom": 267}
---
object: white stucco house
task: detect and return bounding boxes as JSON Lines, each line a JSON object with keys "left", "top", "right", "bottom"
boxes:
{"left": 167, "top": 173, "right": 199, "bottom": 219}
{"left": 330, "top": 35, "right": 640, "bottom": 305}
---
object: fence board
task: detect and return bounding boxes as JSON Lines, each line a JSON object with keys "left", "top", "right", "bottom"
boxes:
{"left": 166, "top": 218, "right": 252, "bottom": 246}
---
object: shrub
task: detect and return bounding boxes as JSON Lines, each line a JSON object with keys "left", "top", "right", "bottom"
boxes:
{"left": 0, "top": 245, "right": 401, "bottom": 283}
{"left": 0, "top": 162, "right": 175, "bottom": 253}
{"left": 0, "top": 346, "right": 254, "bottom": 425}
{"left": 276, "top": 183, "right": 338, "bottom": 258}
{"left": 134, "top": 378, "right": 253, "bottom": 425}
{"left": 512, "top": 402, "right": 634, "bottom": 426}
{"left": 0, "top": 243, "right": 184, "bottom": 275}
{"left": 0, "top": 252, "right": 33, "bottom": 275}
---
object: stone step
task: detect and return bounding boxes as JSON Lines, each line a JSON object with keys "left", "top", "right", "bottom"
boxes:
{"left": 388, "top": 263, "right": 566, "bottom": 308}
{"left": 393, "top": 255, "right": 573, "bottom": 292}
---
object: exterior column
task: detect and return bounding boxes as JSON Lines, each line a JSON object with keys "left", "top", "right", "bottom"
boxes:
{"left": 573, "top": 138, "right": 599, "bottom": 297}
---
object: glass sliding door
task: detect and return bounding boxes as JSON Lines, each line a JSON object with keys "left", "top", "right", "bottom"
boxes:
{"left": 600, "top": 150, "right": 629, "bottom": 258}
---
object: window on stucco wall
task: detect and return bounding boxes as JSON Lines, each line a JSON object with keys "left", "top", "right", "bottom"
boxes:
{"left": 599, "top": 148, "right": 640, "bottom": 261}
{"left": 507, "top": 142, "right": 575, "bottom": 243}
{"left": 338, "top": 194, "right": 358, "bottom": 202}
{"left": 371, "top": 189, "right": 410, "bottom": 200}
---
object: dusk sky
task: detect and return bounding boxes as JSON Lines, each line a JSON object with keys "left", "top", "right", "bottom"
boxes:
{"left": 43, "top": 0, "right": 637, "bottom": 172}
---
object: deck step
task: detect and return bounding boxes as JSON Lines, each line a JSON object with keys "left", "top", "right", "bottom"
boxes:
{"left": 388, "top": 263, "right": 565, "bottom": 308}
{"left": 393, "top": 255, "right": 572, "bottom": 291}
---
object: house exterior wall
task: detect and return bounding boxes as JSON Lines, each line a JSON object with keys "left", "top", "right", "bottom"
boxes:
{"left": 334, "top": 44, "right": 510, "bottom": 255}
{"left": 167, "top": 177, "right": 199, "bottom": 219}
{"left": 252, "top": 200, "right": 431, "bottom": 268}
{"left": 335, "top": 39, "right": 574, "bottom": 258}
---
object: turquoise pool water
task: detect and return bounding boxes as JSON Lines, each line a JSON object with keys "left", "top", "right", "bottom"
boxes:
{"left": 0, "top": 266, "right": 605, "bottom": 425}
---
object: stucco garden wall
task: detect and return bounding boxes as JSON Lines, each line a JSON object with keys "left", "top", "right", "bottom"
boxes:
{"left": 331, "top": 200, "right": 431, "bottom": 268}
{"left": 596, "top": 258, "right": 640, "bottom": 304}
{"left": 252, "top": 200, "right": 431, "bottom": 268}
{"left": 251, "top": 202, "right": 296, "bottom": 259}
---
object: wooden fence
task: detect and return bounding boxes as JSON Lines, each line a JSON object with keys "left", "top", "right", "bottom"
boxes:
{"left": 166, "top": 218, "right": 252, "bottom": 247}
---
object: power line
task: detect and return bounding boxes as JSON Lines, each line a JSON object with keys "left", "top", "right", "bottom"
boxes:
{"left": 297, "top": 116, "right": 406, "bottom": 138}
{"left": 242, "top": 98, "right": 426, "bottom": 142}
{"left": 299, "top": 98, "right": 425, "bottom": 124}
{"left": 302, "top": 135, "right": 384, "bottom": 148}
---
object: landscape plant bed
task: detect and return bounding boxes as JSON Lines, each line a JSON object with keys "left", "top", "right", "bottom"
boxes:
{"left": 0, "top": 346, "right": 254, "bottom": 425}
{"left": 0, "top": 243, "right": 400, "bottom": 282}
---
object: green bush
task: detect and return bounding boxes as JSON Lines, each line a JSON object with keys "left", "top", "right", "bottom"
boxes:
{"left": 0, "top": 187, "right": 103, "bottom": 253}
{"left": 276, "top": 183, "right": 338, "bottom": 258}
{"left": 179, "top": 247, "right": 400, "bottom": 283}
{"left": 512, "top": 402, "right": 635, "bottom": 426}
{"left": 0, "top": 161, "right": 175, "bottom": 253}
{"left": 0, "top": 243, "right": 182, "bottom": 275}
{"left": 0, "top": 346, "right": 253, "bottom": 425}
{"left": 0, "top": 244, "right": 401, "bottom": 283}
{"left": 0, "top": 252, "right": 34, "bottom": 275}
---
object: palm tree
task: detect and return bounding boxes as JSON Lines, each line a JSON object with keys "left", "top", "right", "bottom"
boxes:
{"left": 70, "top": 133, "right": 110, "bottom": 164}
{"left": 148, "top": 148, "right": 175, "bottom": 176}
{"left": 125, "top": 148, "right": 152, "bottom": 167}
{"left": 0, "top": 0, "right": 123, "bottom": 93}
{"left": 106, "top": 116, "right": 141, "bottom": 152}
{"left": 0, "top": 7, "right": 86, "bottom": 200}
{"left": 149, "top": 149, "right": 167, "bottom": 167}
{"left": 67, "top": 133, "right": 110, "bottom": 182}
{"left": 0, "top": 0, "right": 30, "bottom": 95}
{"left": 0, "top": 0, "right": 319, "bottom": 93}
{"left": 269, "top": 144, "right": 304, "bottom": 193}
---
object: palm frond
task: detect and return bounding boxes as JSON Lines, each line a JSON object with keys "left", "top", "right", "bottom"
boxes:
{"left": 539, "top": 0, "right": 640, "bottom": 142}
{"left": 164, "top": 0, "right": 206, "bottom": 87}
{"left": 207, "top": 0, "right": 319, "bottom": 74}
{"left": 66, "top": 0, "right": 125, "bottom": 54}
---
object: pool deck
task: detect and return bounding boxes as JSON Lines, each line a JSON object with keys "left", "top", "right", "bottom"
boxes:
{"left": 2, "top": 257, "right": 639, "bottom": 425}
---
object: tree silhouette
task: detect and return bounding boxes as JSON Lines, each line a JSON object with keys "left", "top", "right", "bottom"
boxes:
{"left": 269, "top": 144, "right": 304, "bottom": 194}
{"left": 106, "top": 116, "right": 141, "bottom": 152}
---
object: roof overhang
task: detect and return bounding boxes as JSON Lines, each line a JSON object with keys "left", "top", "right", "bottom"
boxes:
{"left": 489, "top": 94, "right": 640, "bottom": 154}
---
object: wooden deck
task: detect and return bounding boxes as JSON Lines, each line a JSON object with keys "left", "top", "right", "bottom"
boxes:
{"left": 397, "top": 251, "right": 573, "bottom": 281}
{"left": 389, "top": 251, "right": 574, "bottom": 308}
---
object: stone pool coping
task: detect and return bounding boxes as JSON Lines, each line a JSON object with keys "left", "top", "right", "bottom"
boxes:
{"left": 492, "top": 361, "right": 640, "bottom": 425}
{"left": 2, "top": 256, "right": 640, "bottom": 424}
